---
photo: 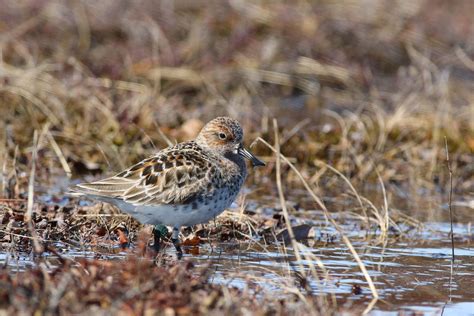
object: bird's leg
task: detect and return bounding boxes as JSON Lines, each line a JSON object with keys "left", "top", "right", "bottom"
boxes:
{"left": 152, "top": 224, "right": 168, "bottom": 252}
{"left": 171, "top": 226, "right": 183, "bottom": 259}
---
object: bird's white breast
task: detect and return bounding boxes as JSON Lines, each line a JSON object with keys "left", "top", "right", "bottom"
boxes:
{"left": 113, "top": 186, "right": 239, "bottom": 227}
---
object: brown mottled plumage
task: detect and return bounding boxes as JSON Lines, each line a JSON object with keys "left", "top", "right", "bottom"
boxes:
{"left": 70, "top": 117, "right": 265, "bottom": 256}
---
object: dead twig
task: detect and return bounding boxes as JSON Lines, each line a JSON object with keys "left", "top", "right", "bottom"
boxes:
{"left": 25, "top": 130, "right": 43, "bottom": 254}
{"left": 444, "top": 137, "right": 455, "bottom": 264}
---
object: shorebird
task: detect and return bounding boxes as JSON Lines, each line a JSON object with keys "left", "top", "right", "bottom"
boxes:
{"left": 70, "top": 117, "right": 265, "bottom": 257}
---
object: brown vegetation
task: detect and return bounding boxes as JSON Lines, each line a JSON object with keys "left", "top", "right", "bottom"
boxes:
{"left": 0, "top": 0, "right": 473, "bottom": 314}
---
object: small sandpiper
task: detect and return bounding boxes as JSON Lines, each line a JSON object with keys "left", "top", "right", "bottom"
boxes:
{"left": 70, "top": 117, "right": 265, "bottom": 257}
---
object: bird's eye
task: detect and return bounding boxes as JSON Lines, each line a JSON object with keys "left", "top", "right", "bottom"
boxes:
{"left": 218, "top": 132, "right": 227, "bottom": 140}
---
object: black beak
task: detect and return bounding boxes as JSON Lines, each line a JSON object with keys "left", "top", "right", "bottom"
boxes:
{"left": 238, "top": 146, "right": 266, "bottom": 167}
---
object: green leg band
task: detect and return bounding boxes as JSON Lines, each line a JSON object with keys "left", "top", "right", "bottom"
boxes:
{"left": 153, "top": 224, "right": 168, "bottom": 238}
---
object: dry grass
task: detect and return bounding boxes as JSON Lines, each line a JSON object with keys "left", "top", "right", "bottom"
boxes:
{"left": 0, "top": 253, "right": 322, "bottom": 315}
{"left": 0, "top": 1, "right": 472, "bottom": 209}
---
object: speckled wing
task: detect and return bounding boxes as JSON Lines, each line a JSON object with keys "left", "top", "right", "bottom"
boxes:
{"left": 73, "top": 145, "right": 220, "bottom": 206}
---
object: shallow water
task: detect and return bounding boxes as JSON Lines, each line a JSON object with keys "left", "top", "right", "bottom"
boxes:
{"left": 191, "top": 222, "right": 473, "bottom": 314}
{"left": 2, "top": 178, "right": 473, "bottom": 314}
{"left": 2, "top": 220, "right": 472, "bottom": 315}
{"left": 199, "top": 240, "right": 473, "bottom": 315}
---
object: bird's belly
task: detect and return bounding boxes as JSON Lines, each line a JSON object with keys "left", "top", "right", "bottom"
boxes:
{"left": 117, "top": 189, "right": 238, "bottom": 227}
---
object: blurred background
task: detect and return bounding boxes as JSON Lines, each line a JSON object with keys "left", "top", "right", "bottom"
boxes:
{"left": 0, "top": 0, "right": 473, "bottom": 217}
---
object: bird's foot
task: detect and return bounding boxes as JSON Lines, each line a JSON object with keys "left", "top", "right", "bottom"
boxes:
{"left": 172, "top": 238, "right": 183, "bottom": 260}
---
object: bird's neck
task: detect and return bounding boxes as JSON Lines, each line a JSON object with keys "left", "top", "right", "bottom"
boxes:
{"left": 223, "top": 152, "right": 247, "bottom": 178}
